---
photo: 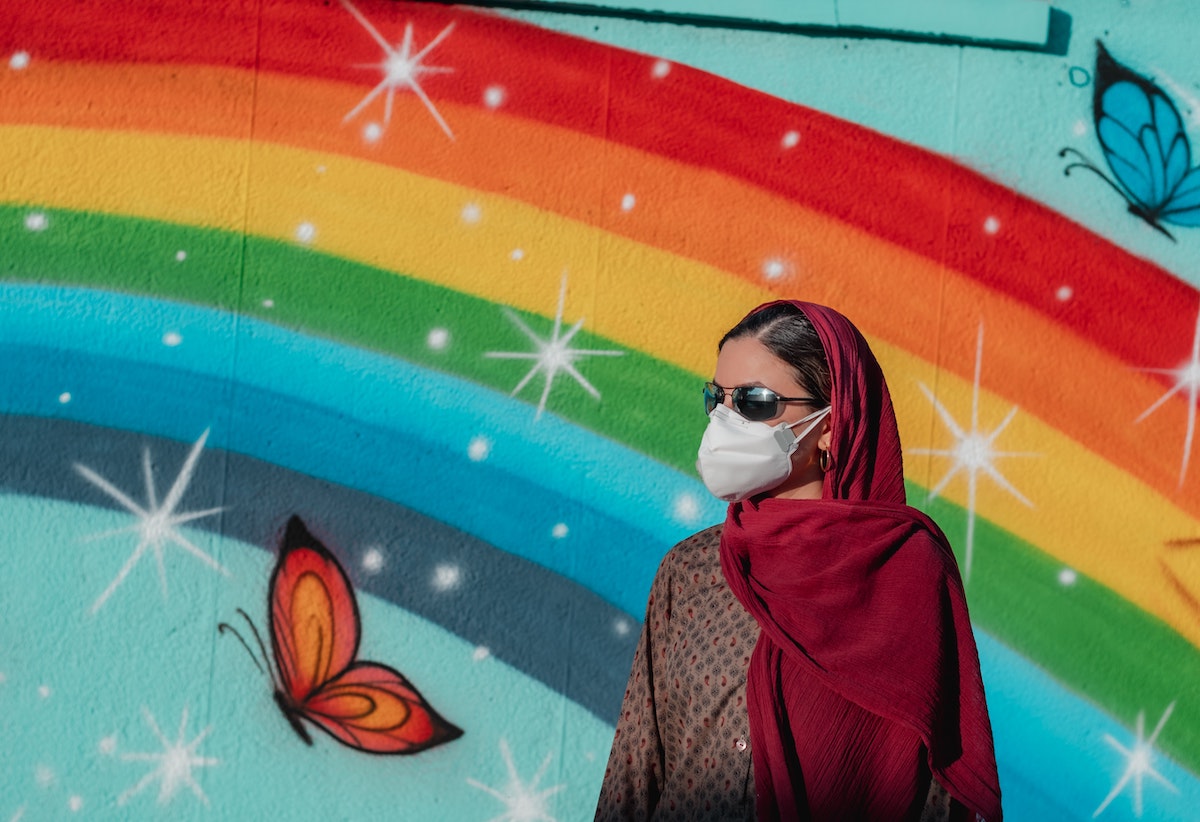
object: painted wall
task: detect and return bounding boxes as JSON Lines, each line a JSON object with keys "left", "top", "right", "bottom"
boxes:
{"left": 1, "top": 0, "right": 1198, "bottom": 819}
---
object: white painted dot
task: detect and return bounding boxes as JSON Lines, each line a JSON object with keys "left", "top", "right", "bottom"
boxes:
{"left": 24, "top": 212, "right": 48, "bottom": 232}
{"left": 673, "top": 492, "right": 701, "bottom": 524}
{"left": 38, "top": 685, "right": 51, "bottom": 699}
{"left": 295, "top": 222, "right": 317, "bottom": 244}
{"left": 35, "top": 765, "right": 54, "bottom": 787}
{"left": 162, "top": 331, "right": 183, "bottom": 347}
{"left": 585, "top": 751, "right": 596, "bottom": 762}
{"left": 432, "top": 563, "right": 462, "bottom": 592}
{"left": 98, "top": 735, "right": 117, "bottom": 755}
{"left": 1058, "top": 567, "right": 1078, "bottom": 586}
{"left": 68, "top": 796, "right": 83, "bottom": 812}
{"left": 781, "top": 130, "right": 801, "bottom": 149}
{"left": 427, "top": 327, "right": 450, "bottom": 350}
{"left": 1056, "top": 285, "right": 1073, "bottom": 301}
{"left": 363, "top": 122, "right": 383, "bottom": 143}
{"left": 461, "top": 202, "right": 482, "bottom": 224}
{"left": 316, "top": 165, "right": 327, "bottom": 174}
{"left": 983, "top": 216, "right": 1000, "bottom": 235}
{"left": 10, "top": 51, "right": 30, "bottom": 70}
{"left": 58, "top": 392, "right": 71, "bottom": 404}
{"left": 472, "top": 646, "right": 491, "bottom": 662}
{"left": 651, "top": 59, "right": 671, "bottom": 79}
{"left": 174, "top": 250, "right": 187, "bottom": 262}
{"left": 510, "top": 248, "right": 525, "bottom": 261}
{"left": 362, "top": 547, "right": 385, "bottom": 574}
{"left": 551, "top": 523, "right": 569, "bottom": 539}
{"left": 262, "top": 298, "right": 275, "bottom": 309}
{"left": 483, "top": 85, "right": 505, "bottom": 108}
{"left": 762, "top": 258, "right": 790, "bottom": 280}
{"left": 620, "top": 193, "right": 636, "bottom": 212}
{"left": 1072, "top": 119, "right": 1088, "bottom": 137}
{"left": 613, "top": 618, "right": 632, "bottom": 637}
{"left": 0, "top": 672, "right": 6, "bottom": 683}
{"left": 467, "top": 435, "right": 492, "bottom": 462}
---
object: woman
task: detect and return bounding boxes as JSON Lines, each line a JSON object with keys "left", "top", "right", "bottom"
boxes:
{"left": 595, "top": 301, "right": 1001, "bottom": 821}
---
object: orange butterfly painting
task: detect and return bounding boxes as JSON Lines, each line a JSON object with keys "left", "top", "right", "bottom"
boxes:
{"left": 220, "top": 515, "right": 463, "bottom": 754}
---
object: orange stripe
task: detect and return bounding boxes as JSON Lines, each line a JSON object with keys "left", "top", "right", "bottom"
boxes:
{"left": 3, "top": 61, "right": 1197, "bottom": 513}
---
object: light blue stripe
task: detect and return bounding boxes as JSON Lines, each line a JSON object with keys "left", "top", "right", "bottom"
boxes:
{"left": 980, "top": 631, "right": 1199, "bottom": 821}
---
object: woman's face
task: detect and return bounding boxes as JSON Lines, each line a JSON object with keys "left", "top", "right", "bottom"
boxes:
{"left": 712, "top": 335, "right": 832, "bottom": 500}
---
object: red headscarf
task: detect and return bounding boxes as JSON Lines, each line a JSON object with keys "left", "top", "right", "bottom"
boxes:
{"left": 718, "top": 301, "right": 1002, "bottom": 821}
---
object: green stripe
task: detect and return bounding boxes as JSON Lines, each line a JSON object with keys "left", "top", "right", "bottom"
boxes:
{"left": 4, "top": 204, "right": 1199, "bottom": 773}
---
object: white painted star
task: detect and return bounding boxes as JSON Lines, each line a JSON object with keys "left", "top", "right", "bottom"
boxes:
{"left": 910, "top": 324, "right": 1037, "bottom": 581}
{"left": 484, "top": 273, "right": 623, "bottom": 419}
{"left": 1093, "top": 702, "right": 1179, "bottom": 817}
{"left": 339, "top": 0, "right": 456, "bottom": 140}
{"left": 467, "top": 738, "right": 565, "bottom": 822}
{"left": 118, "top": 706, "right": 219, "bottom": 808}
{"left": 75, "top": 429, "right": 229, "bottom": 613}
{"left": 1135, "top": 301, "right": 1200, "bottom": 487}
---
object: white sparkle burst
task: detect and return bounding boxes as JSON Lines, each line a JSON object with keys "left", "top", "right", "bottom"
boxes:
{"left": 339, "top": 0, "right": 455, "bottom": 141}
{"left": 1134, "top": 302, "right": 1200, "bottom": 487}
{"left": 467, "top": 739, "right": 565, "bottom": 822}
{"left": 118, "top": 706, "right": 218, "bottom": 808}
{"left": 484, "top": 273, "right": 623, "bottom": 420}
{"left": 75, "top": 429, "right": 229, "bottom": 614}
{"left": 910, "top": 324, "right": 1037, "bottom": 581}
{"left": 1093, "top": 703, "right": 1179, "bottom": 817}
{"left": 8, "top": 806, "right": 26, "bottom": 822}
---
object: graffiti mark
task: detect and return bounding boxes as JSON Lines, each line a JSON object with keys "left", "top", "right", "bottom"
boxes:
{"left": 219, "top": 516, "right": 462, "bottom": 754}
{"left": 74, "top": 429, "right": 229, "bottom": 614}
{"left": 1092, "top": 702, "right": 1180, "bottom": 817}
{"left": 467, "top": 738, "right": 565, "bottom": 822}
{"left": 117, "top": 705, "right": 218, "bottom": 808}
{"left": 1060, "top": 41, "right": 1200, "bottom": 241}
{"left": 339, "top": 0, "right": 456, "bottom": 141}
{"left": 484, "top": 272, "right": 624, "bottom": 420}
{"left": 909, "top": 324, "right": 1038, "bottom": 582}
{"left": 1162, "top": 536, "right": 1200, "bottom": 618}
{"left": 1134, "top": 301, "right": 1200, "bottom": 486}
{"left": 1069, "top": 66, "right": 1091, "bottom": 87}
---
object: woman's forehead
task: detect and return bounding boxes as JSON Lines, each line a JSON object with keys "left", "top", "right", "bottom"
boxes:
{"left": 714, "top": 336, "right": 806, "bottom": 391}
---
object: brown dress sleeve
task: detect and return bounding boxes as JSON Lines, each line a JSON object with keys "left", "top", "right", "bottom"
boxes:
{"left": 594, "top": 548, "right": 676, "bottom": 821}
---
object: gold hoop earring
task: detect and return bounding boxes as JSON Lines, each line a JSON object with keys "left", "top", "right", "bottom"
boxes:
{"left": 819, "top": 449, "right": 831, "bottom": 473}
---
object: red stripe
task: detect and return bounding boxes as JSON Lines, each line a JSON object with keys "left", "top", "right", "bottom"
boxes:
{"left": 7, "top": 0, "right": 1198, "bottom": 367}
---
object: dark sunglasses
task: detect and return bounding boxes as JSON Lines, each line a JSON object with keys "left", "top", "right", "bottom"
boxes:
{"left": 704, "top": 382, "right": 816, "bottom": 422}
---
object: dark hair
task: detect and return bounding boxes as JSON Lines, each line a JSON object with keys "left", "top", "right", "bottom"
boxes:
{"left": 719, "top": 303, "right": 831, "bottom": 406}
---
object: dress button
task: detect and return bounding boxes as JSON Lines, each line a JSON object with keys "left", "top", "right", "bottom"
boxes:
{"left": 735, "top": 738, "right": 747, "bottom": 751}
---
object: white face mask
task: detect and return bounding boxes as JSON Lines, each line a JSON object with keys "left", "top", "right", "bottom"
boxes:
{"left": 696, "top": 404, "right": 831, "bottom": 502}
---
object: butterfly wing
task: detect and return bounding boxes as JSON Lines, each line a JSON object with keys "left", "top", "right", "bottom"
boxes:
{"left": 267, "top": 516, "right": 462, "bottom": 754}
{"left": 1094, "top": 40, "right": 1197, "bottom": 224}
{"left": 300, "top": 662, "right": 464, "bottom": 754}
{"left": 269, "top": 516, "right": 361, "bottom": 705}
{"left": 1161, "top": 167, "right": 1200, "bottom": 226}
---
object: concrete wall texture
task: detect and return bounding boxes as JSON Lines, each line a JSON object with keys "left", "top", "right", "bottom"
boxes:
{"left": 2, "top": 0, "right": 1198, "bottom": 819}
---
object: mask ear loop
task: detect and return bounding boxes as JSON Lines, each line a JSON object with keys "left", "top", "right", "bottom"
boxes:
{"left": 784, "top": 406, "right": 831, "bottom": 444}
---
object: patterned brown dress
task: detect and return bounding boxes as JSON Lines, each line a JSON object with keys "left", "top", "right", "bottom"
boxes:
{"left": 595, "top": 525, "right": 963, "bottom": 821}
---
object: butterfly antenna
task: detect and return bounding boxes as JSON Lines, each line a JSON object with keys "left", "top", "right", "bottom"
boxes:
{"left": 1059, "top": 147, "right": 1128, "bottom": 195}
{"left": 217, "top": 619, "right": 266, "bottom": 675}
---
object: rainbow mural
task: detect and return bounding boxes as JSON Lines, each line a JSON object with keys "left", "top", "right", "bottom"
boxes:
{"left": 1, "top": 0, "right": 1199, "bottom": 819}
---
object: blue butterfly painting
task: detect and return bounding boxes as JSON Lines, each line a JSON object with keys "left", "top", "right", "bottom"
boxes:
{"left": 1060, "top": 41, "right": 1200, "bottom": 241}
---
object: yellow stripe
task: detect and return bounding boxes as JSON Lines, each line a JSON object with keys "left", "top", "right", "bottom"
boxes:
{"left": 4, "top": 124, "right": 1198, "bottom": 646}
